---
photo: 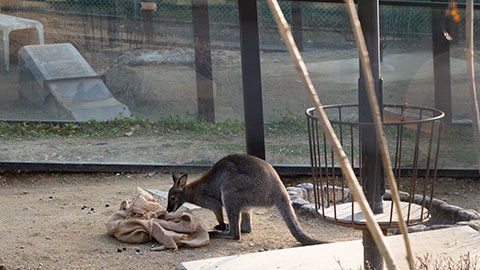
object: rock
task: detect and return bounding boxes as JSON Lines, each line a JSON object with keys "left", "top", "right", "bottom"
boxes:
{"left": 438, "top": 204, "right": 466, "bottom": 222}
{"left": 457, "top": 220, "right": 480, "bottom": 231}
{"left": 290, "top": 197, "right": 308, "bottom": 210}
{"left": 429, "top": 224, "right": 458, "bottom": 230}
{"left": 300, "top": 203, "right": 317, "bottom": 215}
{"left": 296, "top": 183, "right": 313, "bottom": 191}
{"left": 287, "top": 187, "right": 309, "bottom": 201}
{"left": 150, "top": 245, "right": 166, "bottom": 252}
{"left": 322, "top": 185, "right": 350, "bottom": 203}
{"left": 430, "top": 198, "right": 447, "bottom": 209}
{"left": 104, "top": 66, "right": 143, "bottom": 107}
{"left": 457, "top": 209, "right": 480, "bottom": 221}
{"left": 407, "top": 224, "right": 428, "bottom": 233}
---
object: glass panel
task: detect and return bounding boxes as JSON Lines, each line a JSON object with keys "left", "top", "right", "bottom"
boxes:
{"left": 0, "top": 0, "right": 245, "bottom": 165}
{"left": 259, "top": 1, "right": 357, "bottom": 165}
{"left": 260, "top": 1, "right": 479, "bottom": 170}
{"left": 0, "top": 0, "right": 478, "bottom": 170}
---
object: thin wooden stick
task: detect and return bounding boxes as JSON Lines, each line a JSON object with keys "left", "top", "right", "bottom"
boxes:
{"left": 466, "top": 0, "right": 480, "bottom": 172}
{"left": 265, "top": 0, "right": 398, "bottom": 269}
{"left": 343, "top": 1, "right": 415, "bottom": 269}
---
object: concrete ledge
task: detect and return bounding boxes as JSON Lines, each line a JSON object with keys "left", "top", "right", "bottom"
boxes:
{"left": 177, "top": 226, "right": 480, "bottom": 270}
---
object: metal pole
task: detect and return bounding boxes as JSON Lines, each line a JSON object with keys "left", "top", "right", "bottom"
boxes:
{"left": 432, "top": 2, "right": 452, "bottom": 124}
{"left": 238, "top": 0, "right": 266, "bottom": 159}
{"left": 192, "top": 0, "right": 215, "bottom": 123}
{"left": 134, "top": 0, "right": 138, "bottom": 19}
{"left": 291, "top": 1, "right": 304, "bottom": 52}
{"left": 142, "top": 2, "right": 154, "bottom": 44}
{"left": 358, "top": 0, "right": 385, "bottom": 269}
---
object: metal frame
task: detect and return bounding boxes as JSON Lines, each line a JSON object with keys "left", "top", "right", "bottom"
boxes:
{"left": 1, "top": 0, "right": 479, "bottom": 178}
{"left": 306, "top": 104, "right": 445, "bottom": 231}
{"left": 0, "top": 161, "right": 477, "bottom": 178}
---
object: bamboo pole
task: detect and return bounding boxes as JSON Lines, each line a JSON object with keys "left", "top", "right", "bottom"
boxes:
{"left": 466, "top": 0, "right": 480, "bottom": 172}
{"left": 343, "top": 1, "right": 415, "bottom": 269}
{"left": 264, "top": 0, "right": 398, "bottom": 269}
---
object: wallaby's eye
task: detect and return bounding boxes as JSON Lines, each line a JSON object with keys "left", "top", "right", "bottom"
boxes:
{"left": 170, "top": 196, "right": 176, "bottom": 201}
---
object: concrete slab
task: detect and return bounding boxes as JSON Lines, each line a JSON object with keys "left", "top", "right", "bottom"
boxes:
{"left": 178, "top": 226, "right": 480, "bottom": 270}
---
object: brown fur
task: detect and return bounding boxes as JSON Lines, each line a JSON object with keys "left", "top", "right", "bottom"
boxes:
{"left": 167, "top": 154, "right": 326, "bottom": 245}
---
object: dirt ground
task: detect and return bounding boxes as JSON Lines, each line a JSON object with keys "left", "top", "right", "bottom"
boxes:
{"left": 0, "top": 172, "right": 478, "bottom": 270}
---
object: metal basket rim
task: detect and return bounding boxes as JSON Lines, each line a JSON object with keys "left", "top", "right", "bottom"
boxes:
{"left": 305, "top": 103, "right": 445, "bottom": 126}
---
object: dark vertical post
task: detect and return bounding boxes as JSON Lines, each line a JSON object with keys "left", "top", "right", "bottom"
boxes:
{"left": 291, "top": 1, "right": 303, "bottom": 52}
{"left": 432, "top": 5, "right": 452, "bottom": 124}
{"left": 142, "top": 3, "right": 154, "bottom": 44}
{"left": 192, "top": 0, "right": 215, "bottom": 123}
{"left": 238, "top": 0, "right": 265, "bottom": 159}
{"left": 358, "top": 0, "right": 385, "bottom": 269}
{"left": 133, "top": 0, "right": 139, "bottom": 19}
{"left": 107, "top": 0, "right": 119, "bottom": 47}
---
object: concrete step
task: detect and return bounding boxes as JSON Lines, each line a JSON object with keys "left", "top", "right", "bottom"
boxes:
{"left": 178, "top": 226, "right": 480, "bottom": 270}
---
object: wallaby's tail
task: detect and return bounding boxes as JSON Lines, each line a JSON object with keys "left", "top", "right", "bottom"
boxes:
{"left": 276, "top": 197, "right": 328, "bottom": 245}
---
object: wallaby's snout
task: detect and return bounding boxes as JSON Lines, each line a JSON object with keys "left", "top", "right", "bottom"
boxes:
{"left": 167, "top": 173, "right": 188, "bottom": 212}
{"left": 166, "top": 191, "right": 176, "bottom": 212}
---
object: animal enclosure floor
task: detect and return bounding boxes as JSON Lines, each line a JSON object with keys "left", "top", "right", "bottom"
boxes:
{"left": 0, "top": 172, "right": 361, "bottom": 270}
{"left": 0, "top": 172, "right": 478, "bottom": 270}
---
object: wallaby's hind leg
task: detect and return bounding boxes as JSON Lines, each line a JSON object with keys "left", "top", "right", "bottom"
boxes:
{"left": 209, "top": 205, "right": 241, "bottom": 240}
{"left": 241, "top": 211, "right": 252, "bottom": 233}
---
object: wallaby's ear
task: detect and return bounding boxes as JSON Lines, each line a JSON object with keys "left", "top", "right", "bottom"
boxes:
{"left": 172, "top": 173, "right": 179, "bottom": 183}
{"left": 172, "top": 173, "right": 188, "bottom": 188}
{"left": 178, "top": 174, "right": 188, "bottom": 189}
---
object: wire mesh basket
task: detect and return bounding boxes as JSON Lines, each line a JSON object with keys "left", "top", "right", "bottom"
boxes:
{"left": 306, "top": 104, "right": 445, "bottom": 229}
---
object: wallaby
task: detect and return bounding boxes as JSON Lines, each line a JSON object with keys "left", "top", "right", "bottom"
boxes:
{"left": 166, "top": 154, "right": 326, "bottom": 245}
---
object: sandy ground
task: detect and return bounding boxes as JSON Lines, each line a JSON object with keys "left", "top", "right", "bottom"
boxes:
{"left": 0, "top": 172, "right": 479, "bottom": 270}
{"left": 0, "top": 172, "right": 362, "bottom": 270}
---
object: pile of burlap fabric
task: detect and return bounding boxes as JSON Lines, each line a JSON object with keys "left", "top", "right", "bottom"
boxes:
{"left": 106, "top": 187, "right": 209, "bottom": 250}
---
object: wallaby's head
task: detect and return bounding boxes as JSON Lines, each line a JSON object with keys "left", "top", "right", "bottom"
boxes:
{"left": 167, "top": 173, "right": 188, "bottom": 212}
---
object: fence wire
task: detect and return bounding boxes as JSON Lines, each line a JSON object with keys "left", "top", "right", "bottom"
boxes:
{"left": 22, "top": 0, "right": 480, "bottom": 39}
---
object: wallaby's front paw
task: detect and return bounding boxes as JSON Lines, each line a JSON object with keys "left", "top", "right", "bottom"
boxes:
{"left": 214, "top": 223, "right": 228, "bottom": 231}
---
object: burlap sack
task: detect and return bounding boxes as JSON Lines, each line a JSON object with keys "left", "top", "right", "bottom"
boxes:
{"left": 106, "top": 187, "right": 209, "bottom": 250}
